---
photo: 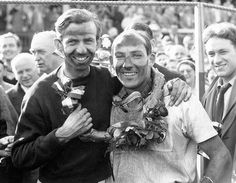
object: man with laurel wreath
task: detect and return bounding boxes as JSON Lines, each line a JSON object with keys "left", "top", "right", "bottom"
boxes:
{"left": 83, "top": 30, "right": 232, "bottom": 183}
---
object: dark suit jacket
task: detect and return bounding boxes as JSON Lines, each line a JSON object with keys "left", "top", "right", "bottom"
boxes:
{"left": 154, "top": 63, "right": 186, "bottom": 82}
{"left": 202, "top": 77, "right": 236, "bottom": 157}
{"left": 7, "top": 83, "right": 25, "bottom": 116}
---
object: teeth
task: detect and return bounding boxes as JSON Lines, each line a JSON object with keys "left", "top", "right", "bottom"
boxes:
{"left": 77, "top": 57, "right": 87, "bottom": 61}
{"left": 123, "top": 72, "right": 136, "bottom": 76}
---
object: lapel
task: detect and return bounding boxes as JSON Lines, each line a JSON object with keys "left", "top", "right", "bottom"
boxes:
{"left": 16, "top": 83, "right": 25, "bottom": 99}
{"left": 221, "top": 80, "right": 236, "bottom": 136}
{"left": 203, "top": 80, "right": 218, "bottom": 120}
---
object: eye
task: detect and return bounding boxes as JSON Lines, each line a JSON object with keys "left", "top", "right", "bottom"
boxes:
{"left": 25, "top": 69, "right": 32, "bottom": 72}
{"left": 219, "top": 50, "right": 227, "bottom": 55}
{"left": 132, "top": 53, "right": 143, "bottom": 59}
{"left": 207, "top": 51, "right": 215, "bottom": 57}
{"left": 85, "top": 38, "right": 94, "bottom": 44}
{"left": 67, "top": 39, "right": 77, "bottom": 45}
{"left": 115, "top": 53, "right": 125, "bottom": 59}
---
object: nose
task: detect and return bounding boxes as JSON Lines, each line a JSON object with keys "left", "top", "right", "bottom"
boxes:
{"left": 34, "top": 53, "right": 41, "bottom": 62}
{"left": 22, "top": 71, "right": 29, "bottom": 78}
{"left": 122, "top": 55, "right": 133, "bottom": 68}
{"left": 212, "top": 53, "right": 222, "bottom": 65}
{"left": 76, "top": 42, "right": 86, "bottom": 53}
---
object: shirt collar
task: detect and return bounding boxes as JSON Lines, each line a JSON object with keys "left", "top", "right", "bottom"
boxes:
{"left": 217, "top": 77, "right": 236, "bottom": 88}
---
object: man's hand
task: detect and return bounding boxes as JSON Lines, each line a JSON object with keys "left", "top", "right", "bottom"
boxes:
{"left": 0, "top": 136, "right": 14, "bottom": 157}
{"left": 55, "top": 104, "right": 93, "bottom": 143}
{"left": 164, "top": 78, "right": 191, "bottom": 106}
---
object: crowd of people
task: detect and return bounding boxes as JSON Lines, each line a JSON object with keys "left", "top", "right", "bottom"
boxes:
{"left": 0, "top": 1, "right": 235, "bottom": 183}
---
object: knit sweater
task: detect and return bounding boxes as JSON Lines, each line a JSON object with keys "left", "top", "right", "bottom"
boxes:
{"left": 12, "top": 66, "right": 121, "bottom": 183}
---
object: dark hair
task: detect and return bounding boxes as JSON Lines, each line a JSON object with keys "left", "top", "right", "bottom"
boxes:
{"left": 0, "top": 32, "right": 21, "bottom": 48}
{"left": 111, "top": 29, "right": 152, "bottom": 56}
{"left": 55, "top": 8, "right": 102, "bottom": 40}
{"left": 203, "top": 22, "right": 236, "bottom": 47}
{"left": 126, "top": 22, "right": 153, "bottom": 40}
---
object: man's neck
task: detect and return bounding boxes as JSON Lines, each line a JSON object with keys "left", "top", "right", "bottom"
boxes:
{"left": 220, "top": 75, "right": 236, "bottom": 86}
{"left": 20, "top": 84, "right": 30, "bottom": 93}
{"left": 63, "top": 64, "right": 90, "bottom": 79}
{"left": 5, "top": 59, "right": 13, "bottom": 72}
{"left": 124, "top": 74, "right": 152, "bottom": 98}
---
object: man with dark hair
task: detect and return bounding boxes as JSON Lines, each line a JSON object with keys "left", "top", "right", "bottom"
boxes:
{"left": 12, "top": 9, "right": 191, "bottom": 183}
{"left": 126, "top": 22, "right": 186, "bottom": 82}
{"left": 202, "top": 22, "right": 236, "bottom": 159}
{"left": 84, "top": 29, "right": 232, "bottom": 183}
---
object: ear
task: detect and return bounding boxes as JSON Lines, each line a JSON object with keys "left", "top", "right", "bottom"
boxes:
{"left": 54, "top": 38, "right": 64, "bottom": 56}
{"left": 96, "top": 37, "right": 102, "bottom": 50}
{"left": 149, "top": 53, "right": 155, "bottom": 67}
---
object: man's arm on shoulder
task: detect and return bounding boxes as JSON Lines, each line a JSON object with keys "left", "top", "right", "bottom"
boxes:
{"left": 154, "top": 64, "right": 185, "bottom": 82}
{"left": 199, "top": 135, "right": 232, "bottom": 183}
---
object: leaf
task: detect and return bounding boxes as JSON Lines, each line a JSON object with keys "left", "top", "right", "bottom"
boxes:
{"left": 146, "top": 131, "right": 154, "bottom": 140}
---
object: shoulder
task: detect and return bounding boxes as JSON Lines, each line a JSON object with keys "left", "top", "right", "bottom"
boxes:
{"left": 24, "top": 72, "right": 58, "bottom": 100}
{"left": 154, "top": 64, "right": 185, "bottom": 81}
{"left": 91, "top": 65, "right": 111, "bottom": 77}
{"left": 7, "top": 84, "right": 20, "bottom": 95}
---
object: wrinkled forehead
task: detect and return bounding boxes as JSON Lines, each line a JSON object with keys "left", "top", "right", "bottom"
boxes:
{"left": 113, "top": 33, "right": 146, "bottom": 51}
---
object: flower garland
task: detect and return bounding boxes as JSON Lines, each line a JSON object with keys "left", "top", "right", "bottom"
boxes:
{"left": 108, "top": 68, "right": 168, "bottom": 151}
{"left": 52, "top": 68, "right": 86, "bottom": 115}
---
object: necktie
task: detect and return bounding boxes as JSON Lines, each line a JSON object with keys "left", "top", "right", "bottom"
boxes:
{"left": 215, "top": 83, "right": 231, "bottom": 122}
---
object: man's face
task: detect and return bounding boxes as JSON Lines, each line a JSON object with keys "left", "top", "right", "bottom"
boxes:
{"left": 14, "top": 59, "right": 39, "bottom": 88}
{"left": 30, "top": 36, "right": 58, "bottom": 75}
{"left": 170, "top": 46, "right": 187, "bottom": 61}
{"left": 205, "top": 37, "right": 236, "bottom": 83}
{"left": 178, "top": 64, "right": 195, "bottom": 87}
{"left": 59, "top": 21, "right": 97, "bottom": 71}
{"left": 155, "top": 54, "right": 169, "bottom": 67}
{"left": 113, "top": 35, "right": 151, "bottom": 89}
{"left": 0, "top": 37, "right": 20, "bottom": 61}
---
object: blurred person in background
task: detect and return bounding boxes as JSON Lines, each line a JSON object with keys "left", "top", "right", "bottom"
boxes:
{"left": 0, "top": 85, "right": 19, "bottom": 183}
{"left": 7, "top": 53, "right": 39, "bottom": 115}
{"left": 161, "top": 34, "right": 174, "bottom": 54}
{"left": 0, "top": 32, "right": 21, "bottom": 85}
{"left": 155, "top": 52, "right": 169, "bottom": 68}
{"left": 0, "top": 60, "right": 13, "bottom": 91}
{"left": 6, "top": 53, "right": 39, "bottom": 183}
{"left": 177, "top": 58, "right": 196, "bottom": 94}
{"left": 182, "top": 35, "right": 195, "bottom": 57}
{"left": 30, "top": 31, "right": 63, "bottom": 76}
{"left": 168, "top": 44, "right": 188, "bottom": 62}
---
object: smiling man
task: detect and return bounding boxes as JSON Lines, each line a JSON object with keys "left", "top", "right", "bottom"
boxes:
{"left": 202, "top": 22, "right": 236, "bottom": 158}
{"left": 83, "top": 29, "right": 232, "bottom": 183}
{"left": 7, "top": 52, "right": 39, "bottom": 115}
{"left": 0, "top": 32, "right": 22, "bottom": 84}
